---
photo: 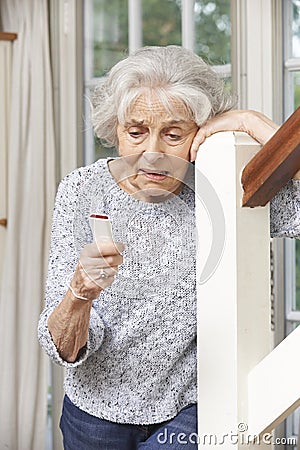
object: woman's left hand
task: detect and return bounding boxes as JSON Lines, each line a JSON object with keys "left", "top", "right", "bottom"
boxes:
{"left": 190, "top": 110, "right": 279, "bottom": 162}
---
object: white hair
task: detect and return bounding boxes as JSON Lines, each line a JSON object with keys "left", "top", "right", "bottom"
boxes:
{"left": 92, "top": 45, "right": 234, "bottom": 147}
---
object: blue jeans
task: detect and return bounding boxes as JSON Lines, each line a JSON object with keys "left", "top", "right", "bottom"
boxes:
{"left": 60, "top": 395, "right": 198, "bottom": 449}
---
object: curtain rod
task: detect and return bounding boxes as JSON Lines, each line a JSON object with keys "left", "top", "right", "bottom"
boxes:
{"left": 0, "top": 32, "right": 17, "bottom": 41}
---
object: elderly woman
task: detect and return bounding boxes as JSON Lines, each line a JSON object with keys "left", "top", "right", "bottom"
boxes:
{"left": 38, "top": 46, "right": 300, "bottom": 450}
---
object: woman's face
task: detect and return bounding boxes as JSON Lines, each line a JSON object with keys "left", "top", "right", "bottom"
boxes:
{"left": 115, "top": 94, "right": 198, "bottom": 202}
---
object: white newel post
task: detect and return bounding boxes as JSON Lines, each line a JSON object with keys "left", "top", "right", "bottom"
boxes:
{"left": 195, "top": 132, "right": 272, "bottom": 450}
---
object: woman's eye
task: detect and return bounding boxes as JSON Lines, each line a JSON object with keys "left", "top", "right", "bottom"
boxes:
{"left": 128, "top": 128, "right": 146, "bottom": 138}
{"left": 166, "top": 133, "right": 181, "bottom": 140}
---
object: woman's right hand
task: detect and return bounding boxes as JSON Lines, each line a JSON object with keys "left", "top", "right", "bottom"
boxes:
{"left": 70, "top": 241, "right": 124, "bottom": 301}
{"left": 47, "top": 240, "right": 124, "bottom": 362}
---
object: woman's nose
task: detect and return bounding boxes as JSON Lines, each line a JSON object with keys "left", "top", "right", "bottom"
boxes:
{"left": 144, "top": 135, "right": 164, "bottom": 157}
{"left": 143, "top": 151, "right": 164, "bottom": 165}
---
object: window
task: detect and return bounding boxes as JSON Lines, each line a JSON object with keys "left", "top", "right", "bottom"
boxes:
{"left": 83, "top": 0, "right": 231, "bottom": 164}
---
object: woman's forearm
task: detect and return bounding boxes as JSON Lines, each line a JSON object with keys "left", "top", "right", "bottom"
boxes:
{"left": 47, "top": 290, "right": 93, "bottom": 363}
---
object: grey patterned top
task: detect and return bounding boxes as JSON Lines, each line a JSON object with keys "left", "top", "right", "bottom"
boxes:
{"left": 38, "top": 159, "right": 300, "bottom": 425}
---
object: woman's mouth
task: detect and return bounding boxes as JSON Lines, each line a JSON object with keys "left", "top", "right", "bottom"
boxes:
{"left": 139, "top": 169, "right": 169, "bottom": 181}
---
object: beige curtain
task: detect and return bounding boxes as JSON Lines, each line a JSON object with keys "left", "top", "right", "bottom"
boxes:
{"left": 0, "top": 1, "right": 56, "bottom": 449}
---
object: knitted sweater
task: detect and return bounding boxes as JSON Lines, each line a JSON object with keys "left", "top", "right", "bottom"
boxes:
{"left": 38, "top": 159, "right": 300, "bottom": 425}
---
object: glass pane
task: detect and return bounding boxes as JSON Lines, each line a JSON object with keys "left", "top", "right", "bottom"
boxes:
{"left": 142, "top": 0, "right": 181, "bottom": 46}
{"left": 95, "top": 139, "right": 118, "bottom": 160}
{"left": 194, "top": 0, "right": 231, "bottom": 64}
{"left": 293, "top": 406, "right": 300, "bottom": 436}
{"left": 294, "top": 71, "right": 300, "bottom": 109}
{"left": 223, "top": 76, "right": 232, "bottom": 91}
{"left": 90, "top": 0, "right": 128, "bottom": 78}
{"left": 292, "top": 0, "right": 300, "bottom": 57}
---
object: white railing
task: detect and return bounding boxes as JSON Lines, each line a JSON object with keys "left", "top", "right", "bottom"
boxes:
{"left": 196, "top": 131, "right": 300, "bottom": 449}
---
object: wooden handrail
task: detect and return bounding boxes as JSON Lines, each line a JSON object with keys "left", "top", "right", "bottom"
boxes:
{"left": 0, "top": 32, "right": 17, "bottom": 41}
{"left": 242, "top": 107, "right": 300, "bottom": 207}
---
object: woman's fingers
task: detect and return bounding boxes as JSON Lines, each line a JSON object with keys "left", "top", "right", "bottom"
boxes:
{"left": 190, "top": 111, "right": 241, "bottom": 162}
{"left": 81, "top": 241, "right": 123, "bottom": 265}
{"left": 73, "top": 241, "right": 125, "bottom": 296}
{"left": 79, "top": 262, "right": 119, "bottom": 290}
{"left": 190, "top": 128, "right": 209, "bottom": 162}
{"left": 80, "top": 242, "right": 124, "bottom": 272}
{"left": 83, "top": 241, "right": 124, "bottom": 257}
{"left": 84, "top": 264, "right": 119, "bottom": 277}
